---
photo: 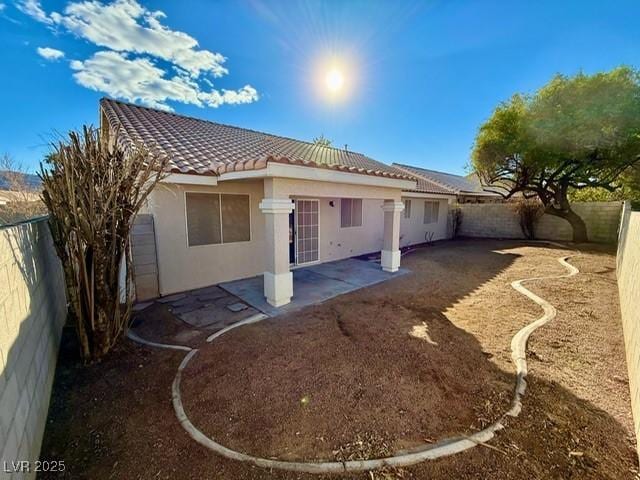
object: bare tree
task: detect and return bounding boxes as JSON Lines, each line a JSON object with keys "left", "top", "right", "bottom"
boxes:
{"left": 0, "top": 153, "right": 46, "bottom": 225}
{"left": 313, "top": 134, "right": 332, "bottom": 147}
{"left": 40, "top": 127, "right": 168, "bottom": 362}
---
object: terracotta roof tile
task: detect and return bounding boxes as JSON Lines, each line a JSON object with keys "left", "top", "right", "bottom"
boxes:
{"left": 392, "top": 163, "right": 501, "bottom": 196}
{"left": 390, "top": 164, "right": 455, "bottom": 195}
{"left": 100, "top": 98, "right": 411, "bottom": 180}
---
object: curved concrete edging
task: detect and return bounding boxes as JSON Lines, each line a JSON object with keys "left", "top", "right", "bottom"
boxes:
{"left": 128, "top": 248, "right": 579, "bottom": 474}
{"left": 126, "top": 329, "right": 192, "bottom": 352}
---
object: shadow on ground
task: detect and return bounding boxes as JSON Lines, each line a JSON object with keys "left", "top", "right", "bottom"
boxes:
{"left": 39, "top": 239, "right": 639, "bottom": 479}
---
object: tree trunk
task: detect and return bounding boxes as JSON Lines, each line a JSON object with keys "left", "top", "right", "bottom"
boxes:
{"left": 545, "top": 205, "right": 589, "bottom": 243}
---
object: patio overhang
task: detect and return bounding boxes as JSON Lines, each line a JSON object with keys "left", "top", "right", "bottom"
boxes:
{"left": 259, "top": 176, "right": 406, "bottom": 307}
{"left": 219, "top": 162, "right": 417, "bottom": 191}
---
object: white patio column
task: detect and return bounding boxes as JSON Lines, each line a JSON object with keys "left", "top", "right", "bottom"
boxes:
{"left": 381, "top": 200, "right": 404, "bottom": 272}
{"left": 259, "top": 198, "right": 295, "bottom": 307}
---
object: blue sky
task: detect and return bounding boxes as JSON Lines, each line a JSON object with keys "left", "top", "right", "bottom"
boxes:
{"left": 1, "top": 0, "right": 639, "bottom": 174}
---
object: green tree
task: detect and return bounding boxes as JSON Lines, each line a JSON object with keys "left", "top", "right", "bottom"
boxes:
{"left": 313, "top": 134, "right": 332, "bottom": 147}
{"left": 568, "top": 166, "right": 640, "bottom": 202}
{"left": 472, "top": 66, "right": 640, "bottom": 242}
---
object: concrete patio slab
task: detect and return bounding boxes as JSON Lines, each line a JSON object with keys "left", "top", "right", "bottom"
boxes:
{"left": 220, "top": 258, "right": 409, "bottom": 317}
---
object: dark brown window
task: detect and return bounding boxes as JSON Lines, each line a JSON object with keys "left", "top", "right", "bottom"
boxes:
{"left": 221, "top": 194, "right": 251, "bottom": 243}
{"left": 186, "top": 192, "right": 250, "bottom": 246}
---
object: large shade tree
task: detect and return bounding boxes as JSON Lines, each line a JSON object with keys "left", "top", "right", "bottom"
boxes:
{"left": 472, "top": 66, "right": 640, "bottom": 242}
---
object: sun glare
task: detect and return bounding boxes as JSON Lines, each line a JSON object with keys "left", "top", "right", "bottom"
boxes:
{"left": 310, "top": 54, "right": 358, "bottom": 104}
{"left": 325, "top": 67, "right": 345, "bottom": 93}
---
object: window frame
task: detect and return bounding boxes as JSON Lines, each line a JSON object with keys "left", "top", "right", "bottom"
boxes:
{"left": 294, "top": 198, "right": 321, "bottom": 266}
{"left": 340, "top": 198, "right": 363, "bottom": 228}
{"left": 403, "top": 199, "right": 412, "bottom": 219}
{"left": 423, "top": 200, "right": 440, "bottom": 225}
{"left": 184, "top": 190, "right": 252, "bottom": 248}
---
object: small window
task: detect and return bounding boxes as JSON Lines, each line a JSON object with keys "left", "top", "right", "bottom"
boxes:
{"left": 423, "top": 201, "right": 440, "bottom": 225}
{"left": 404, "top": 199, "right": 412, "bottom": 219}
{"left": 186, "top": 193, "right": 221, "bottom": 246}
{"left": 186, "top": 192, "right": 250, "bottom": 246}
{"left": 340, "top": 198, "right": 363, "bottom": 228}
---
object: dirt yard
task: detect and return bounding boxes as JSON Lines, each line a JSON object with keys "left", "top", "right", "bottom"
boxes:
{"left": 39, "top": 240, "right": 639, "bottom": 479}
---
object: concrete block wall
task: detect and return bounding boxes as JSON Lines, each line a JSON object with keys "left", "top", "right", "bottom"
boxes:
{"left": 0, "top": 218, "right": 66, "bottom": 478}
{"left": 617, "top": 202, "right": 640, "bottom": 462}
{"left": 457, "top": 201, "right": 622, "bottom": 243}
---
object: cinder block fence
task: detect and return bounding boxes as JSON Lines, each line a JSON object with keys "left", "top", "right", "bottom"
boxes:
{"left": 617, "top": 202, "right": 640, "bottom": 462}
{"left": 0, "top": 218, "right": 66, "bottom": 478}
{"left": 456, "top": 201, "right": 622, "bottom": 243}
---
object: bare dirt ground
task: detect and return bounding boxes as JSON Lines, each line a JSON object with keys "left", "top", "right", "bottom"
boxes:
{"left": 39, "top": 240, "right": 639, "bottom": 479}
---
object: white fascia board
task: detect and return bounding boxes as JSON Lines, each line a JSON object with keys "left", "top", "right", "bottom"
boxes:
{"left": 161, "top": 173, "right": 218, "bottom": 186}
{"left": 401, "top": 191, "right": 457, "bottom": 200}
{"left": 219, "top": 163, "right": 417, "bottom": 190}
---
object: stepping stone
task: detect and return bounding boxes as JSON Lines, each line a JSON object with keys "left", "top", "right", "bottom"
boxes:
{"left": 227, "top": 302, "right": 248, "bottom": 312}
{"left": 132, "top": 301, "right": 152, "bottom": 312}
{"left": 171, "top": 303, "right": 202, "bottom": 315}
{"left": 196, "top": 289, "right": 229, "bottom": 302}
{"left": 170, "top": 296, "right": 201, "bottom": 308}
{"left": 191, "top": 285, "right": 224, "bottom": 296}
{"left": 157, "top": 293, "right": 186, "bottom": 304}
{"left": 179, "top": 305, "right": 221, "bottom": 328}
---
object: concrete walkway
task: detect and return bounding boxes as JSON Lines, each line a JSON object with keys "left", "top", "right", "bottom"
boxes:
{"left": 220, "top": 258, "right": 409, "bottom": 316}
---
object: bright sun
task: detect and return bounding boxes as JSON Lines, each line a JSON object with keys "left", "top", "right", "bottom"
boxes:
{"left": 325, "top": 68, "right": 345, "bottom": 93}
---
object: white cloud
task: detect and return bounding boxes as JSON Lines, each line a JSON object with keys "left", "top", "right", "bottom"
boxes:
{"left": 18, "top": 0, "right": 259, "bottom": 110}
{"left": 0, "top": 4, "right": 6, "bottom": 13}
{"left": 37, "top": 46, "right": 65, "bottom": 60}
{"left": 17, "top": 0, "right": 52, "bottom": 24}
{"left": 51, "top": 0, "right": 228, "bottom": 78}
{"left": 71, "top": 51, "right": 258, "bottom": 111}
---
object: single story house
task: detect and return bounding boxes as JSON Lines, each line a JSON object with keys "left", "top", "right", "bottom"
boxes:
{"left": 100, "top": 98, "right": 453, "bottom": 306}
{"left": 393, "top": 163, "right": 504, "bottom": 203}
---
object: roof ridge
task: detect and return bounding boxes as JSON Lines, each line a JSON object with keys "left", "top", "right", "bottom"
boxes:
{"left": 99, "top": 97, "right": 369, "bottom": 158}
{"left": 392, "top": 163, "right": 458, "bottom": 193}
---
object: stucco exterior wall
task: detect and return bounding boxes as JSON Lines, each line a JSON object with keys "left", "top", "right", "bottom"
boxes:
{"left": 148, "top": 177, "right": 443, "bottom": 295}
{"left": 617, "top": 202, "right": 640, "bottom": 462}
{"left": 267, "top": 177, "right": 403, "bottom": 201}
{"left": 400, "top": 196, "right": 450, "bottom": 247}
{"left": 0, "top": 218, "right": 66, "bottom": 478}
{"left": 316, "top": 198, "right": 384, "bottom": 262}
{"left": 457, "top": 201, "right": 622, "bottom": 243}
{"left": 149, "top": 180, "right": 267, "bottom": 295}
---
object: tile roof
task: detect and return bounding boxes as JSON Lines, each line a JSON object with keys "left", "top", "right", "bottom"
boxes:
{"left": 100, "top": 98, "right": 412, "bottom": 180}
{"left": 392, "top": 163, "right": 501, "bottom": 196}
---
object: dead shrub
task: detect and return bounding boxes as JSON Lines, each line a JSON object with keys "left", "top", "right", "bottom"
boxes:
{"left": 450, "top": 207, "right": 463, "bottom": 238}
{"left": 40, "top": 126, "right": 168, "bottom": 362}
{"left": 514, "top": 199, "right": 544, "bottom": 239}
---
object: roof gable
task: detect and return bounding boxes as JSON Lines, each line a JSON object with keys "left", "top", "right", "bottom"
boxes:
{"left": 100, "top": 98, "right": 410, "bottom": 180}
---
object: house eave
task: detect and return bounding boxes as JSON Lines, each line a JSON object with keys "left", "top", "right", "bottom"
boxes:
{"left": 161, "top": 173, "right": 218, "bottom": 186}
{"left": 401, "top": 191, "right": 457, "bottom": 199}
{"left": 219, "top": 163, "right": 417, "bottom": 190}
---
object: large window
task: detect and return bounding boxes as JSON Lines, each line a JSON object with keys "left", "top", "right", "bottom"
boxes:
{"left": 340, "top": 198, "right": 363, "bottom": 228}
{"left": 423, "top": 200, "right": 440, "bottom": 225}
{"left": 186, "top": 192, "right": 250, "bottom": 246}
{"left": 404, "top": 199, "right": 412, "bottom": 219}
